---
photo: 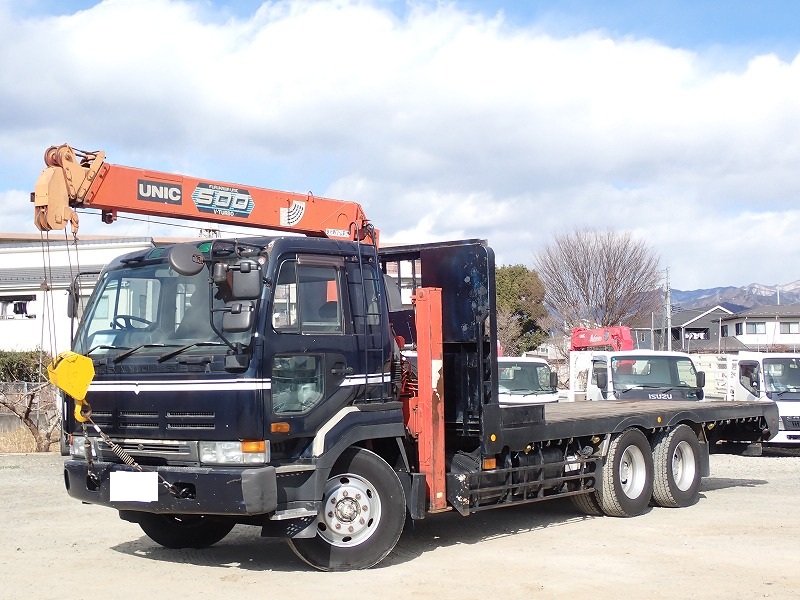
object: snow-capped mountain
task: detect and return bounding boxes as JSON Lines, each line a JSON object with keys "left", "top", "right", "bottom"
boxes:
{"left": 671, "top": 280, "right": 800, "bottom": 312}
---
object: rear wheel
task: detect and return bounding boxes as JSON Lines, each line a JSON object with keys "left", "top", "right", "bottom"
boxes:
{"left": 570, "top": 491, "right": 604, "bottom": 516}
{"left": 136, "top": 513, "right": 234, "bottom": 549}
{"left": 288, "top": 447, "right": 406, "bottom": 571}
{"left": 597, "top": 428, "right": 654, "bottom": 517}
{"left": 651, "top": 425, "right": 702, "bottom": 508}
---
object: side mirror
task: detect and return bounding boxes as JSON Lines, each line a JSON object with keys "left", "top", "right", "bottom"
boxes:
{"left": 222, "top": 301, "right": 256, "bottom": 333}
{"left": 696, "top": 371, "right": 706, "bottom": 389}
{"left": 549, "top": 371, "right": 558, "bottom": 390}
{"left": 212, "top": 262, "right": 228, "bottom": 284}
{"left": 595, "top": 371, "right": 608, "bottom": 390}
{"left": 230, "top": 260, "right": 262, "bottom": 300}
{"left": 169, "top": 244, "right": 205, "bottom": 276}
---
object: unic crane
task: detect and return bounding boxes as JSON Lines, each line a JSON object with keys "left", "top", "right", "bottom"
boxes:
{"left": 33, "top": 144, "right": 779, "bottom": 572}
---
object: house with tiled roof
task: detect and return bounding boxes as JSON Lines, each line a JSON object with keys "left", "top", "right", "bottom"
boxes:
{"left": 720, "top": 303, "right": 800, "bottom": 352}
{"left": 629, "top": 305, "right": 738, "bottom": 352}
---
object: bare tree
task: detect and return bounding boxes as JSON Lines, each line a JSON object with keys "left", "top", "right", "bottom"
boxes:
{"left": 534, "top": 228, "right": 662, "bottom": 334}
{"left": 496, "top": 306, "right": 522, "bottom": 356}
{"left": 0, "top": 350, "right": 59, "bottom": 452}
{"left": 0, "top": 382, "right": 60, "bottom": 452}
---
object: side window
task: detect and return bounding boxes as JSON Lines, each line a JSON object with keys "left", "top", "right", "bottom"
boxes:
{"left": 591, "top": 361, "right": 606, "bottom": 385}
{"left": 272, "top": 258, "right": 343, "bottom": 334}
{"left": 676, "top": 360, "right": 697, "bottom": 385}
{"left": 739, "top": 363, "right": 759, "bottom": 395}
{"left": 272, "top": 355, "right": 324, "bottom": 414}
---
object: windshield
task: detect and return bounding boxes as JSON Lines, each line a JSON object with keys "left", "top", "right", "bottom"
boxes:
{"left": 73, "top": 260, "right": 252, "bottom": 360}
{"left": 763, "top": 358, "right": 800, "bottom": 396}
{"left": 611, "top": 355, "right": 698, "bottom": 390}
{"left": 498, "top": 361, "right": 555, "bottom": 395}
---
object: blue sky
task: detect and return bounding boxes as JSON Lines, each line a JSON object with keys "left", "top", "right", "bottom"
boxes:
{"left": 2, "top": 0, "right": 800, "bottom": 290}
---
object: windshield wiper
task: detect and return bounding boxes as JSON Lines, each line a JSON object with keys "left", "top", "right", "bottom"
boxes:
{"left": 158, "top": 342, "right": 225, "bottom": 363}
{"left": 113, "top": 343, "right": 176, "bottom": 364}
{"left": 619, "top": 384, "right": 669, "bottom": 394}
{"left": 86, "top": 344, "right": 129, "bottom": 356}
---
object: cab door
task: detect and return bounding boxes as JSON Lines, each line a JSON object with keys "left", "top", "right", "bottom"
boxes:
{"left": 264, "top": 254, "right": 361, "bottom": 443}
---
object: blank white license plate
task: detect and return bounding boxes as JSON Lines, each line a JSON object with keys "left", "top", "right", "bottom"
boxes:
{"left": 109, "top": 471, "right": 159, "bottom": 502}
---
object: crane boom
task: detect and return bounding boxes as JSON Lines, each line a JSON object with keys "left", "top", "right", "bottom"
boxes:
{"left": 32, "top": 144, "right": 377, "bottom": 244}
{"left": 570, "top": 326, "right": 634, "bottom": 351}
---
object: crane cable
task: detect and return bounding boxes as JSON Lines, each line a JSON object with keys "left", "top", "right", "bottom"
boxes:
{"left": 39, "top": 229, "right": 183, "bottom": 496}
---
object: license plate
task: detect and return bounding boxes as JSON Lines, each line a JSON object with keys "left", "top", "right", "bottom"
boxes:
{"left": 109, "top": 471, "right": 159, "bottom": 502}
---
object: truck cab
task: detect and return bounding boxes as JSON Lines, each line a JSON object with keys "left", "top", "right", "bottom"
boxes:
{"left": 496, "top": 356, "right": 559, "bottom": 405}
{"left": 726, "top": 352, "right": 800, "bottom": 445}
{"left": 569, "top": 350, "right": 705, "bottom": 402}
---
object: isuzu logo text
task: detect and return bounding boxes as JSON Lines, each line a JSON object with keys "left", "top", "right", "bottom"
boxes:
{"left": 649, "top": 393, "right": 673, "bottom": 400}
{"left": 191, "top": 183, "right": 254, "bottom": 218}
{"left": 138, "top": 180, "right": 182, "bottom": 205}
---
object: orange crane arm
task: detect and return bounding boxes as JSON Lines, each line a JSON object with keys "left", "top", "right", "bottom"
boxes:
{"left": 33, "top": 144, "right": 377, "bottom": 244}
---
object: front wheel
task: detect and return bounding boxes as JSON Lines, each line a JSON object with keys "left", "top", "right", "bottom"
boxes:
{"left": 651, "top": 424, "right": 702, "bottom": 508}
{"left": 288, "top": 447, "right": 406, "bottom": 571}
{"left": 136, "top": 513, "right": 234, "bottom": 549}
{"left": 597, "top": 428, "right": 654, "bottom": 517}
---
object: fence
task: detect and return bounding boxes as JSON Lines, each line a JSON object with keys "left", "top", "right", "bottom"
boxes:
{"left": 0, "top": 382, "right": 59, "bottom": 434}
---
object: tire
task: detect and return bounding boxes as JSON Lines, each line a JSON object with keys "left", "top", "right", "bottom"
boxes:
{"left": 137, "top": 513, "right": 235, "bottom": 549}
{"left": 597, "top": 428, "right": 654, "bottom": 517}
{"left": 571, "top": 491, "right": 604, "bottom": 516}
{"left": 288, "top": 447, "right": 406, "bottom": 571}
{"left": 651, "top": 424, "right": 702, "bottom": 508}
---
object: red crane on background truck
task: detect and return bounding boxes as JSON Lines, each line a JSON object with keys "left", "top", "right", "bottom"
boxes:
{"left": 36, "top": 144, "right": 779, "bottom": 571}
{"left": 570, "top": 326, "right": 635, "bottom": 351}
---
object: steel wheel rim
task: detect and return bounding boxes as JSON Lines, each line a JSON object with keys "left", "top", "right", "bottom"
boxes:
{"left": 672, "top": 440, "right": 697, "bottom": 491}
{"left": 619, "top": 445, "right": 647, "bottom": 498}
{"left": 317, "top": 472, "right": 382, "bottom": 547}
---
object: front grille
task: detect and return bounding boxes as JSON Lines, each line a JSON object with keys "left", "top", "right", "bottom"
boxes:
{"left": 97, "top": 438, "right": 197, "bottom": 464}
{"left": 120, "top": 422, "right": 159, "bottom": 429}
{"left": 167, "top": 423, "right": 215, "bottom": 430}
{"left": 783, "top": 416, "right": 800, "bottom": 431}
{"left": 116, "top": 440, "right": 189, "bottom": 454}
{"left": 86, "top": 409, "right": 217, "bottom": 432}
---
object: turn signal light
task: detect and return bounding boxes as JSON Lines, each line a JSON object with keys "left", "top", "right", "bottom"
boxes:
{"left": 271, "top": 422, "right": 290, "bottom": 433}
{"left": 482, "top": 457, "right": 497, "bottom": 470}
{"left": 242, "top": 440, "right": 267, "bottom": 453}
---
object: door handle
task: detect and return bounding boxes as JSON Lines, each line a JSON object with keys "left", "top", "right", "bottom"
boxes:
{"left": 331, "top": 365, "right": 353, "bottom": 375}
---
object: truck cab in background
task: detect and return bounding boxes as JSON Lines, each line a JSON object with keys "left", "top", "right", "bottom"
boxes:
{"left": 725, "top": 351, "right": 800, "bottom": 446}
{"left": 496, "top": 356, "right": 559, "bottom": 405}
{"left": 568, "top": 350, "right": 705, "bottom": 402}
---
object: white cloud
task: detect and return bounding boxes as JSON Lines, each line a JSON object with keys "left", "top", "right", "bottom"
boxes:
{"left": 1, "top": 0, "right": 799, "bottom": 290}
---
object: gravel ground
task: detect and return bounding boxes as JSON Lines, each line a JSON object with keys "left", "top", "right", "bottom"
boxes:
{"left": 1, "top": 448, "right": 799, "bottom": 599}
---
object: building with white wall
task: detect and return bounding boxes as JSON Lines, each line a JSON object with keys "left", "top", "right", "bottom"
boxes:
{"left": 0, "top": 235, "right": 160, "bottom": 355}
{"left": 720, "top": 304, "right": 800, "bottom": 351}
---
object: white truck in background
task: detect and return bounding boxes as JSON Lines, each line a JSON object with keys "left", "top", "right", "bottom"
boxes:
{"left": 568, "top": 350, "right": 706, "bottom": 402}
{"left": 720, "top": 352, "right": 800, "bottom": 446}
{"left": 497, "top": 356, "right": 559, "bottom": 405}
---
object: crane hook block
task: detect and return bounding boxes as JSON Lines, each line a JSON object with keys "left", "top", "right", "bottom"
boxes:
{"left": 47, "top": 351, "right": 95, "bottom": 403}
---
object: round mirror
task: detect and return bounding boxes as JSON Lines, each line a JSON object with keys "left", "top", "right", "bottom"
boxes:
{"left": 168, "top": 244, "right": 205, "bottom": 276}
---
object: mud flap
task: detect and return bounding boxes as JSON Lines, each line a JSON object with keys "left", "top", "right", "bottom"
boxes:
{"left": 241, "top": 466, "right": 278, "bottom": 514}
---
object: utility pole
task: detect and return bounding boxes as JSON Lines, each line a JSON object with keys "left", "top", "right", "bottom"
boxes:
{"left": 665, "top": 268, "right": 672, "bottom": 351}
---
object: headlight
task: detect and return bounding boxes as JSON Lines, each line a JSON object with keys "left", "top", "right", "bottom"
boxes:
{"left": 199, "top": 440, "right": 269, "bottom": 465}
{"left": 69, "top": 435, "right": 98, "bottom": 459}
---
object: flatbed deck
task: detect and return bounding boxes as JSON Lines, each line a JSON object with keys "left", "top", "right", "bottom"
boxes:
{"left": 490, "top": 399, "right": 779, "bottom": 450}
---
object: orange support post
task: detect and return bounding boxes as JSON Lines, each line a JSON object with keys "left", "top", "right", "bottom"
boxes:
{"left": 412, "top": 287, "right": 448, "bottom": 512}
